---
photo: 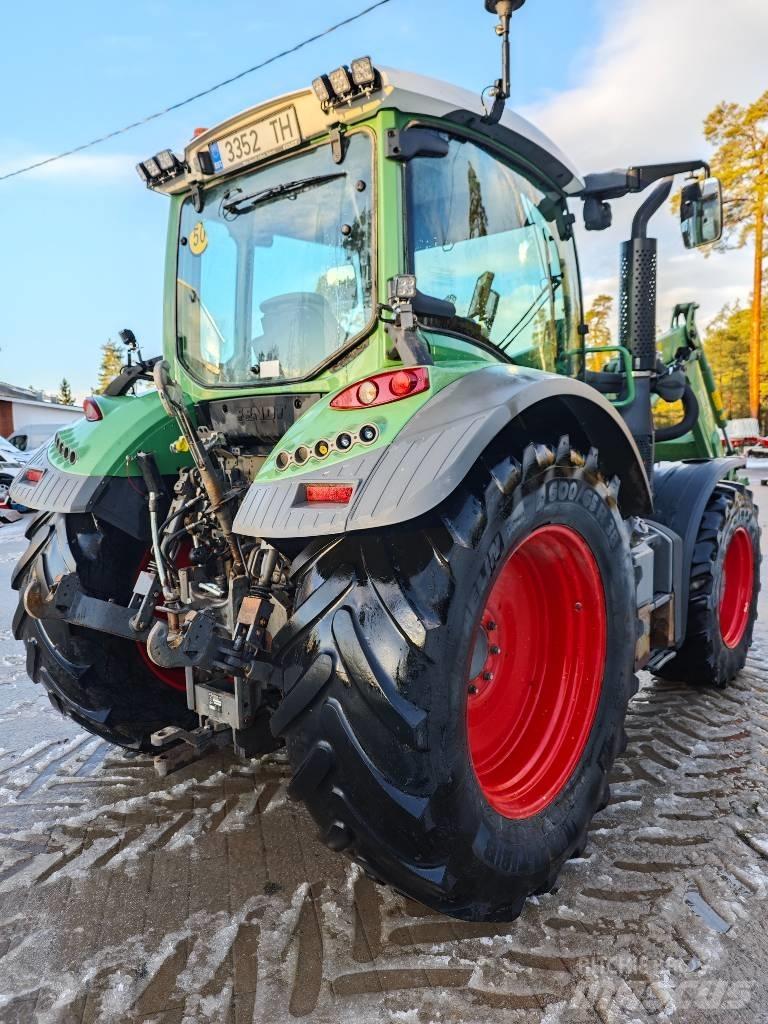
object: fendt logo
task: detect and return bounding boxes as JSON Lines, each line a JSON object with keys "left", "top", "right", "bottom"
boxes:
{"left": 235, "top": 404, "right": 285, "bottom": 423}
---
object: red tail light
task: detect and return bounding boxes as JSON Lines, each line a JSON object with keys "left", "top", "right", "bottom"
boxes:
{"left": 83, "top": 397, "right": 103, "bottom": 422}
{"left": 305, "top": 484, "right": 354, "bottom": 504}
{"left": 330, "top": 368, "right": 429, "bottom": 410}
{"left": 22, "top": 468, "right": 45, "bottom": 485}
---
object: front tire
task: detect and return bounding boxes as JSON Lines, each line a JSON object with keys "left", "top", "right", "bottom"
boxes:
{"left": 272, "top": 435, "right": 638, "bottom": 920}
{"left": 657, "top": 484, "right": 760, "bottom": 687}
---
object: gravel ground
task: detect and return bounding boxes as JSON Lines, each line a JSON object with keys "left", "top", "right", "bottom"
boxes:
{"left": 0, "top": 479, "right": 767, "bottom": 1024}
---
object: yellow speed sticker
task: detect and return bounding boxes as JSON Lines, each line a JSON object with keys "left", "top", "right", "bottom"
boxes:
{"left": 188, "top": 221, "right": 208, "bottom": 256}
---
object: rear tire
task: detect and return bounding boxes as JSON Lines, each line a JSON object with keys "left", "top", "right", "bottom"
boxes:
{"left": 272, "top": 434, "right": 638, "bottom": 920}
{"left": 12, "top": 512, "right": 196, "bottom": 751}
{"left": 656, "top": 484, "right": 760, "bottom": 687}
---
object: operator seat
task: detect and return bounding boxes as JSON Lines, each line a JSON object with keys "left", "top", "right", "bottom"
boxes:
{"left": 254, "top": 292, "right": 344, "bottom": 377}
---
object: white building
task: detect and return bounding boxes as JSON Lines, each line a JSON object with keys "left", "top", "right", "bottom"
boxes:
{"left": 0, "top": 383, "right": 82, "bottom": 451}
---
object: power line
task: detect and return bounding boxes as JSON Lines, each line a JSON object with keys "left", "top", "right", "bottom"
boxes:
{"left": 0, "top": 0, "right": 393, "bottom": 183}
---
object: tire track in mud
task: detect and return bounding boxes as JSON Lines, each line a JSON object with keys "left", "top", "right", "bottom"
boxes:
{"left": 1, "top": 653, "right": 768, "bottom": 1020}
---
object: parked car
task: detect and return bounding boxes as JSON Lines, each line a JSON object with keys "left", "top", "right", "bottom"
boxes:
{"left": 0, "top": 437, "right": 29, "bottom": 506}
{"left": 8, "top": 422, "right": 69, "bottom": 453}
{"left": 745, "top": 436, "right": 768, "bottom": 485}
{"left": 723, "top": 417, "right": 761, "bottom": 451}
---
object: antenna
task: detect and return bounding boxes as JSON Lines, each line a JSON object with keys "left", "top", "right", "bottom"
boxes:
{"left": 483, "top": 0, "right": 526, "bottom": 124}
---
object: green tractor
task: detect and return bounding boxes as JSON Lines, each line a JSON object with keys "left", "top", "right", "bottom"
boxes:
{"left": 11, "top": 2, "right": 760, "bottom": 921}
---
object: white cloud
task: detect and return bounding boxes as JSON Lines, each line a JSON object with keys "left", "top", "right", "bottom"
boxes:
{"left": 0, "top": 150, "right": 137, "bottom": 183}
{"left": 524, "top": 0, "right": 768, "bottom": 171}
{"left": 521, "top": 0, "right": 767, "bottom": 327}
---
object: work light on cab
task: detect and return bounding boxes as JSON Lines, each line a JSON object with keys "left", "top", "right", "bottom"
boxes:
{"left": 311, "top": 74, "right": 333, "bottom": 106}
{"left": 330, "top": 368, "right": 429, "bottom": 410}
{"left": 329, "top": 66, "right": 353, "bottom": 99}
{"left": 136, "top": 150, "right": 187, "bottom": 188}
{"left": 311, "top": 57, "right": 380, "bottom": 110}
{"left": 350, "top": 56, "right": 376, "bottom": 87}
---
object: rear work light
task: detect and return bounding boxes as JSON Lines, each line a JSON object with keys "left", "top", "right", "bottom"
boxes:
{"left": 330, "top": 368, "right": 429, "bottom": 410}
{"left": 22, "top": 468, "right": 45, "bottom": 485}
{"left": 305, "top": 484, "right": 354, "bottom": 504}
{"left": 83, "top": 397, "right": 103, "bottom": 422}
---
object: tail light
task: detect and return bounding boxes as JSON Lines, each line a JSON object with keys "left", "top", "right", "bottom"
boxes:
{"left": 22, "top": 468, "right": 45, "bottom": 485}
{"left": 330, "top": 368, "right": 429, "bottom": 410}
{"left": 83, "top": 397, "right": 103, "bottom": 422}
{"left": 305, "top": 484, "right": 354, "bottom": 504}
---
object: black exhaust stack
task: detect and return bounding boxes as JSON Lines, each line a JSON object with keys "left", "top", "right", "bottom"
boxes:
{"left": 618, "top": 177, "right": 674, "bottom": 481}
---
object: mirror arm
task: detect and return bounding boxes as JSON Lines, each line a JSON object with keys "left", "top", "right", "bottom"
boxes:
{"left": 582, "top": 160, "right": 710, "bottom": 202}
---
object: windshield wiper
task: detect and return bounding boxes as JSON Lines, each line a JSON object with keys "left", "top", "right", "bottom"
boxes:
{"left": 497, "top": 276, "right": 563, "bottom": 352}
{"left": 222, "top": 173, "right": 346, "bottom": 216}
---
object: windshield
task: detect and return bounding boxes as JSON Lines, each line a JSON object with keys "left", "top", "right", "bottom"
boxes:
{"left": 407, "top": 135, "right": 580, "bottom": 372}
{"left": 177, "top": 132, "right": 374, "bottom": 386}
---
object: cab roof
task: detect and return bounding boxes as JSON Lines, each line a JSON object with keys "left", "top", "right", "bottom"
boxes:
{"left": 155, "top": 65, "right": 583, "bottom": 197}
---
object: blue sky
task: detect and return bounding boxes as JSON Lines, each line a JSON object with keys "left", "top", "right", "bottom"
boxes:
{"left": 0, "top": 0, "right": 764, "bottom": 400}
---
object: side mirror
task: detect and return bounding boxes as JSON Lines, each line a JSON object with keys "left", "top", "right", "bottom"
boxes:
{"left": 680, "top": 176, "right": 723, "bottom": 248}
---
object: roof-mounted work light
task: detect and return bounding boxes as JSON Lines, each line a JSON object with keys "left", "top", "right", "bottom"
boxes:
{"left": 156, "top": 149, "right": 182, "bottom": 173}
{"left": 311, "top": 57, "right": 381, "bottom": 111}
{"left": 136, "top": 150, "right": 187, "bottom": 189}
{"left": 311, "top": 74, "right": 333, "bottom": 106}
{"left": 329, "top": 66, "right": 353, "bottom": 99}
{"left": 350, "top": 56, "right": 376, "bottom": 87}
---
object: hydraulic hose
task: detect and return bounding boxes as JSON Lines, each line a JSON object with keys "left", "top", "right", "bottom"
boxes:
{"left": 153, "top": 360, "right": 245, "bottom": 575}
{"left": 655, "top": 381, "right": 700, "bottom": 442}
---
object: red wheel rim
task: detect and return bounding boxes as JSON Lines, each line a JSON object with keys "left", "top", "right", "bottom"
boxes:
{"left": 719, "top": 527, "right": 754, "bottom": 649}
{"left": 467, "top": 524, "right": 606, "bottom": 819}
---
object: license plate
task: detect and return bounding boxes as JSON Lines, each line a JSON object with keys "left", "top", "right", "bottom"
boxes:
{"left": 209, "top": 106, "right": 302, "bottom": 174}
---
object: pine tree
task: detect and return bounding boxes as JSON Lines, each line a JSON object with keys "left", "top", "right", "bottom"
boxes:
{"left": 584, "top": 293, "right": 613, "bottom": 371}
{"left": 467, "top": 163, "right": 489, "bottom": 239}
{"left": 58, "top": 378, "right": 75, "bottom": 405}
{"left": 702, "top": 291, "right": 768, "bottom": 429}
{"left": 702, "top": 91, "right": 768, "bottom": 420}
{"left": 95, "top": 340, "right": 123, "bottom": 394}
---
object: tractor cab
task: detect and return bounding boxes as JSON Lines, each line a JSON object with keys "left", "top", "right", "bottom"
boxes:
{"left": 141, "top": 65, "right": 586, "bottom": 396}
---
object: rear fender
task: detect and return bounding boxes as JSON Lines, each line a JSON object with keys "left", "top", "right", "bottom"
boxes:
{"left": 9, "top": 391, "right": 191, "bottom": 538}
{"left": 233, "top": 364, "right": 652, "bottom": 540}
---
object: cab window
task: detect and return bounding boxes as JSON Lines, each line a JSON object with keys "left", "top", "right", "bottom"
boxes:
{"left": 406, "top": 135, "right": 580, "bottom": 372}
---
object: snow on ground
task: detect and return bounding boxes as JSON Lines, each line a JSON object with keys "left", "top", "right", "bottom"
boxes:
{"left": 0, "top": 486, "right": 767, "bottom": 1023}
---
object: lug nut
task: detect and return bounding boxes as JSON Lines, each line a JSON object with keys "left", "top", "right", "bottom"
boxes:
{"left": 487, "top": 621, "right": 497, "bottom": 631}
{"left": 482, "top": 671, "right": 493, "bottom": 681}
{"left": 490, "top": 645, "right": 501, "bottom": 655}
{"left": 468, "top": 684, "right": 478, "bottom": 695}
